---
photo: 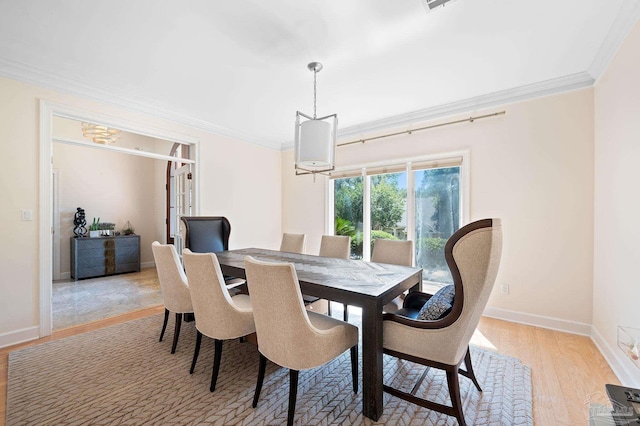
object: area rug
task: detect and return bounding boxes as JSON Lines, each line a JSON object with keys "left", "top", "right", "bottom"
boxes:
{"left": 7, "top": 314, "right": 532, "bottom": 425}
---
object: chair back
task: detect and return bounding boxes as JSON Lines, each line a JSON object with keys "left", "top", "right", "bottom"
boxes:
{"left": 319, "top": 235, "right": 351, "bottom": 259}
{"left": 442, "top": 218, "right": 502, "bottom": 362}
{"left": 180, "top": 216, "right": 231, "bottom": 253}
{"left": 280, "top": 233, "right": 305, "bottom": 254}
{"left": 182, "top": 249, "right": 254, "bottom": 340}
{"left": 151, "top": 242, "right": 192, "bottom": 313}
{"left": 371, "top": 239, "right": 413, "bottom": 266}
{"left": 244, "top": 256, "right": 319, "bottom": 370}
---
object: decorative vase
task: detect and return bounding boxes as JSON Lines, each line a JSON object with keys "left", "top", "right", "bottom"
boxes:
{"left": 89, "top": 230, "right": 100, "bottom": 238}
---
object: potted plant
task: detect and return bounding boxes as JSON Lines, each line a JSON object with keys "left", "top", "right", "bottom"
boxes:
{"left": 89, "top": 217, "right": 100, "bottom": 238}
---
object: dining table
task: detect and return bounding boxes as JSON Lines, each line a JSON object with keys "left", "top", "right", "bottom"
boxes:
{"left": 215, "top": 247, "right": 423, "bottom": 421}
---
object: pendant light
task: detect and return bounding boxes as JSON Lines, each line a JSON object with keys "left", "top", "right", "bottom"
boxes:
{"left": 294, "top": 62, "right": 338, "bottom": 175}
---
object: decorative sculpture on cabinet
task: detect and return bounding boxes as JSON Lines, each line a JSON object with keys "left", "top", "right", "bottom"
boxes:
{"left": 73, "top": 207, "right": 87, "bottom": 237}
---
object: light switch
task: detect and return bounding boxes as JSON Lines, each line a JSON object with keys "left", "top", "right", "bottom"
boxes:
{"left": 21, "top": 209, "right": 33, "bottom": 221}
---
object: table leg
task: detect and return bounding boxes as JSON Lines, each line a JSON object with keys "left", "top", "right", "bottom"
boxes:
{"left": 361, "top": 298, "right": 383, "bottom": 421}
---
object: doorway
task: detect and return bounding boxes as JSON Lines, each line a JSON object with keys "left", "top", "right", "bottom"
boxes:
{"left": 39, "top": 101, "right": 200, "bottom": 337}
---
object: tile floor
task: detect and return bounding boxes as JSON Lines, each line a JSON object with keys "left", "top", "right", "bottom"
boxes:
{"left": 52, "top": 268, "right": 163, "bottom": 330}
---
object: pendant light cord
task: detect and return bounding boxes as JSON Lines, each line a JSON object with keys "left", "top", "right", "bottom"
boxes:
{"left": 313, "top": 68, "right": 317, "bottom": 119}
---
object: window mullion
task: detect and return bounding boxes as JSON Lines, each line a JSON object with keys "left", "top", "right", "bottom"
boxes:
{"left": 406, "top": 162, "right": 415, "bottom": 266}
{"left": 363, "top": 169, "right": 371, "bottom": 261}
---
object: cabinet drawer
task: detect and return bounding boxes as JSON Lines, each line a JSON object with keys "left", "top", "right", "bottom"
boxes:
{"left": 75, "top": 248, "right": 106, "bottom": 267}
{"left": 116, "top": 236, "right": 140, "bottom": 248}
{"left": 75, "top": 238, "right": 106, "bottom": 250}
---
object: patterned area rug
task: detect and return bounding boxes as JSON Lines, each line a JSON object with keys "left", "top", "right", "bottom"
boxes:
{"left": 7, "top": 314, "right": 532, "bottom": 425}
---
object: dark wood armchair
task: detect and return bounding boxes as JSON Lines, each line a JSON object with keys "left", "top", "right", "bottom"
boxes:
{"left": 382, "top": 218, "right": 503, "bottom": 426}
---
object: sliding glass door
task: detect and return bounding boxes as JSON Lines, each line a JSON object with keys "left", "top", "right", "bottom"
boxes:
{"left": 414, "top": 166, "right": 460, "bottom": 284}
{"left": 331, "top": 156, "right": 465, "bottom": 284}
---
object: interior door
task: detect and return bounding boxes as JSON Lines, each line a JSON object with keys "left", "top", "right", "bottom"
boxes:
{"left": 172, "top": 163, "right": 192, "bottom": 257}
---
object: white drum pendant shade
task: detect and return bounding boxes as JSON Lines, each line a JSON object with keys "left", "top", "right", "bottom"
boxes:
{"left": 297, "top": 119, "right": 332, "bottom": 167}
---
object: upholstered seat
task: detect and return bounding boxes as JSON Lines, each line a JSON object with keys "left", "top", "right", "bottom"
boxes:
{"left": 244, "top": 256, "right": 358, "bottom": 426}
{"left": 342, "top": 238, "right": 413, "bottom": 321}
{"left": 318, "top": 235, "right": 351, "bottom": 317}
{"left": 182, "top": 249, "right": 256, "bottom": 392}
{"left": 279, "top": 233, "right": 306, "bottom": 254}
{"left": 372, "top": 239, "right": 414, "bottom": 315}
{"left": 180, "top": 216, "right": 230, "bottom": 253}
{"left": 180, "top": 216, "right": 244, "bottom": 290}
{"left": 382, "top": 219, "right": 502, "bottom": 426}
{"left": 151, "top": 242, "right": 194, "bottom": 354}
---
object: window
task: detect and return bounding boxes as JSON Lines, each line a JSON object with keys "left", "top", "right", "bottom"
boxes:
{"left": 330, "top": 153, "right": 467, "bottom": 284}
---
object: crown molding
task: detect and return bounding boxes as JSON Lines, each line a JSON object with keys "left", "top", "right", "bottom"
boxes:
{"left": 0, "top": 56, "right": 282, "bottom": 150}
{"left": 0, "top": 55, "right": 602, "bottom": 153}
{"left": 588, "top": 0, "right": 640, "bottom": 83}
{"left": 280, "top": 71, "right": 594, "bottom": 150}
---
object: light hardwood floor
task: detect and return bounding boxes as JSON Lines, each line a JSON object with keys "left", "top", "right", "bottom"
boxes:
{"left": 0, "top": 310, "right": 619, "bottom": 425}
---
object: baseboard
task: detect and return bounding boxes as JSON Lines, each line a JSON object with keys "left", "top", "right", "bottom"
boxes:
{"left": 483, "top": 306, "right": 592, "bottom": 336}
{"left": 59, "top": 271, "right": 70, "bottom": 280}
{"left": 591, "top": 326, "right": 640, "bottom": 388}
{"left": 141, "top": 261, "right": 155, "bottom": 269}
{"left": 0, "top": 326, "right": 40, "bottom": 349}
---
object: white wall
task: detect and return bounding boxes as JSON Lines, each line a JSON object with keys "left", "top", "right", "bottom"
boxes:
{"left": 593, "top": 19, "right": 640, "bottom": 387}
{"left": 53, "top": 143, "right": 161, "bottom": 274}
{"left": 283, "top": 89, "right": 595, "bottom": 330}
{"left": 0, "top": 75, "right": 282, "bottom": 346}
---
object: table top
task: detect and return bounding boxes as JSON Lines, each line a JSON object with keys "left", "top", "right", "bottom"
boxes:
{"left": 215, "top": 248, "right": 422, "bottom": 301}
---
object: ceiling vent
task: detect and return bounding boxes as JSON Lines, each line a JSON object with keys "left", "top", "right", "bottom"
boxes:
{"left": 423, "top": 0, "right": 458, "bottom": 13}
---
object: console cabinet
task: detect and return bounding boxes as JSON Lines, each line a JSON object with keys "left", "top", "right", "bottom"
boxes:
{"left": 71, "top": 235, "right": 140, "bottom": 280}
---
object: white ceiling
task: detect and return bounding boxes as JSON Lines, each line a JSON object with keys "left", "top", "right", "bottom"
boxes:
{"left": 1, "top": 0, "right": 639, "bottom": 150}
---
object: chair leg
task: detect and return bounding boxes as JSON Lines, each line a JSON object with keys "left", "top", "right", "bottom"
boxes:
{"left": 190, "top": 330, "right": 203, "bottom": 374}
{"left": 171, "top": 313, "right": 182, "bottom": 354}
{"left": 159, "top": 308, "right": 169, "bottom": 342}
{"left": 327, "top": 301, "right": 332, "bottom": 317}
{"left": 287, "top": 369, "right": 299, "bottom": 426}
{"left": 464, "top": 347, "right": 482, "bottom": 392}
{"left": 343, "top": 303, "right": 349, "bottom": 322}
{"left": 253, "top": 354, "right": 267, "bottom": 408}
{"left": 350, "top": 345, "right": 358, "bottom": 393}
{"left": 210, "top": 339, "right": 223, "bottom": 392}
{"left": 446, "top": 365, "right": 466, "bottom": 426}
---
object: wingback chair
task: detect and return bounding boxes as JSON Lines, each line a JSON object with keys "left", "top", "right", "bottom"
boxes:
{"left": 279, "top": 233, "right": 306, "bottom": 254}
{"left": 151, "top": 241, "right": 194, "bottom": 354}
{"left": 244, "top": 256, "right": 359, "bottom": 426}
{"left": 180, "top": 216, "right": 244, "bottom": 289}
{"left": 180, "top": 216, "right": 231, "bottom": 253}
{"left": 382, "top": 218, "right": 502, "bottom": 426}
{"left": 182, "top": 249, "right": 256, "bottom": 392}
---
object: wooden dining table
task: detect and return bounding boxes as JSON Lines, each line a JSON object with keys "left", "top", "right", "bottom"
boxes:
{"left": 215, "top": 247, "right": 423, "bottom": 421}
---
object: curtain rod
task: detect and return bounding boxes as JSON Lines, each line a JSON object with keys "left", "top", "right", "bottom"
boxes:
{"left": 338, "top": 110, "right": 506, "bottom": 147}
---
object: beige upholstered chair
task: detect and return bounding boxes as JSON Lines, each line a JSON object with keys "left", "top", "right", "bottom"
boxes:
{"left": 371, "top": 239, "right": 414, "bottom": 267}
{"left": 279, "top": 233, "right": 306, "bottom": 254}
{"left": 319, "top": 235, "right": 351, "bottom": 259}
{"left": 340, "top": 238, "right": 414, "bottom": 321}
{"left": 382, "top": 219, "right": 502, "bottom": 426}
{"left": 319, "top": 235, "right": 351, "bottom": 316}
{"left": 372, "top": 239, "right": 414, "bottom": 316}
{"left": 182, "top": 249, "right": 256, "bottom": 392}
{"left": 151, "top": 241, "right": 194, "bottom": 354}
{"left": 244, "top": 256, "right": 359, "bottom": 426}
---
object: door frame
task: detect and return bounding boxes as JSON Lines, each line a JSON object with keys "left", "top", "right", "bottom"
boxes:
{"left": 39, "top": 100, "right": 200, "bottom": 337}
{"left": 52, "top": 168, "right": 61, "bottom": 281}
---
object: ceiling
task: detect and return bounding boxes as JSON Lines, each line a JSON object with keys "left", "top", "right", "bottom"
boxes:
{"left": 1, "top": 0, "right": 639, "bottom": 150}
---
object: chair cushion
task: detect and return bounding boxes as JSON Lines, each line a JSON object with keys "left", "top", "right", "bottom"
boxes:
{"left": 416, "top": 285, "right": 455, "bottom": 320}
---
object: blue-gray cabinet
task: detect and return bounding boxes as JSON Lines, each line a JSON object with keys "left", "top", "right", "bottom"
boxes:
{"left": 70, "top": 235, "right": 140, "bottom": 280}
